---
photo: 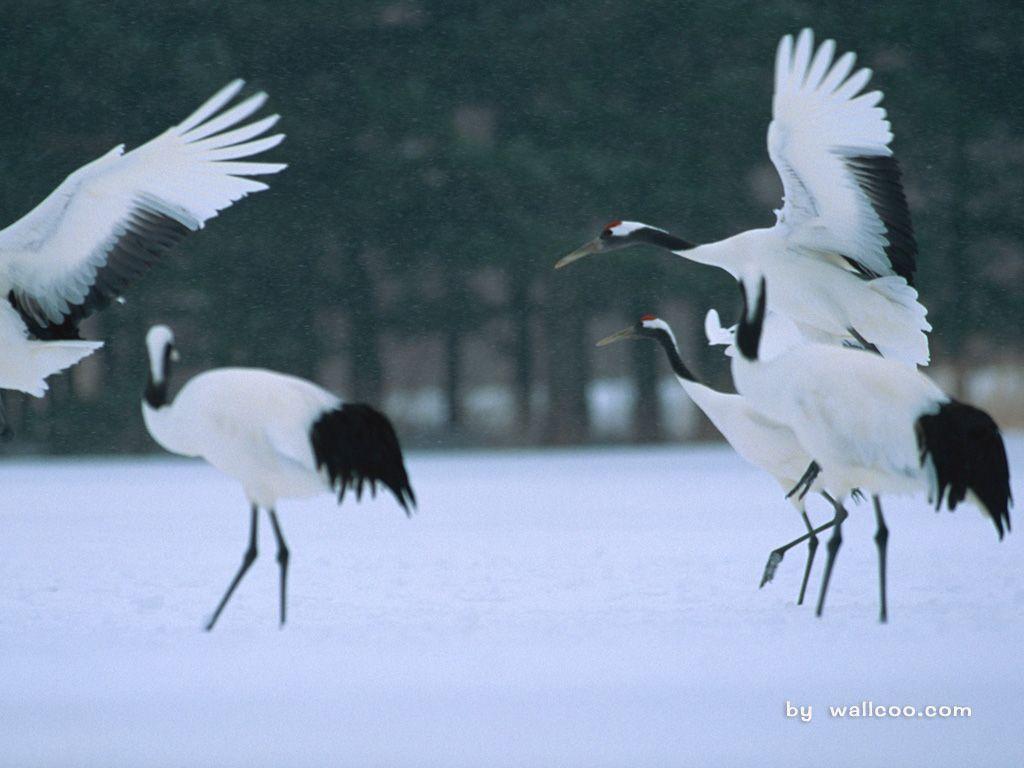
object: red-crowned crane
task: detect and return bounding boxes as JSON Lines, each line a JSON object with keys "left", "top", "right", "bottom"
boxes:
{"left": 730, "top": 277, "right": 1011, "bottom": 621}
{"left": 0, "top": 80, "right": 285, "bottom": 430}
{"left": 142, "top": 326, "right": 416, "bottom": 630}
{"left": 556, "top": 29, "right": 930, "bottom": 367}
{"left": 597, "top": 313, "right": 846, "bottom": 605}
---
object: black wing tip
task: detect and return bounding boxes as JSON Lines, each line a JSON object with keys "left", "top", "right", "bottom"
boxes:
{"left": 843, "top": 153, "right": 918, "bottom": 286}
{"left": 10, "top": 203, "right": 191, "bottom": 339}
{"left": 311, "top": 402, "right": 416, "bottom": 516}
{"left": 917, "top": 400, "right": 1012, "bottom": 540}
{"left": 994, "top": 491, "right": 1013, "bottom": 541}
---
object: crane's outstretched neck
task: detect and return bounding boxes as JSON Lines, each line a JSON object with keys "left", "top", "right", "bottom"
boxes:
{"left": 634, "top": 227, "right": 696, "bottom": 252}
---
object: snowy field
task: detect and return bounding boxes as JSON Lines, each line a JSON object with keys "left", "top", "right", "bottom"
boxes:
{"left": 2, "top": 438, "right": 1022, "bottom": 768}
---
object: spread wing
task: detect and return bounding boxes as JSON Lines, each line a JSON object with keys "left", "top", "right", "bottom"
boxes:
{"left": 768, "top": 29, "right": 916, "bottom": 284}
{"left": 0, "top": 80, "right": 286, "bottom": 339}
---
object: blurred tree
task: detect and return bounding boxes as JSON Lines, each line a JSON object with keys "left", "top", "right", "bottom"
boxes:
{"left": 0, "top": 0, "right": 1018, "bottom": 454}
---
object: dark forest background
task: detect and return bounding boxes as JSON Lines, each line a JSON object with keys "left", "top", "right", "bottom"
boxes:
{"left": 0, "top": 0, "right": 1020, "bottom": 454}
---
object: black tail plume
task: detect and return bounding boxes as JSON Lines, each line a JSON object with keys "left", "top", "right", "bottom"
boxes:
{"left": 736, "top": 276, "right": 767, "bottom": 361}
{"left": 311, "top": 403, "right": 416, "bottom": 515}
{"left": 916, "top": 400, "right": 1012, "bottom": 539}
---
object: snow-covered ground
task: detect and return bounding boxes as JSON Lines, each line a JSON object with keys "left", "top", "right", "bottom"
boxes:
{"left": 2, "top": 438, "right": 1022, "bottom": 767}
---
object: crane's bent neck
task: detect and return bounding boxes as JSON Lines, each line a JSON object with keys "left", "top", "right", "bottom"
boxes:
{"left": 145, "top": 346, "right": 175, "bottom": 409}
{"left": 651, "top": 328, "right": 698, "bottom": 385}
{"left": 145, "top": 378, "right": 168, "bottom": 409}
{"left": 649, "top": 328, "right": 738, "bottom": 426}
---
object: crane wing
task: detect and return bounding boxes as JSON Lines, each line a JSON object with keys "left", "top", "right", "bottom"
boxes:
{"left": 768, "top": 29, "right": 916, "bottom": 284}
{"left": 0, "top": 80, "right": 286, "bottom": 339}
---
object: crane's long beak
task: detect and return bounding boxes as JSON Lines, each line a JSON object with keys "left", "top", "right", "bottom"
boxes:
{"left": 555, "top": 238, "right": 602, "bottom": 270}
{"left": 595, "top": 326, "right": 638, "bottom": 347}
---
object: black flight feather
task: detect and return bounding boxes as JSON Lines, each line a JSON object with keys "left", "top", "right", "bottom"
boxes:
{"left": 842, "top": 154, "right": 917, "bottom": 286}
{"left": 916, "top": 400, "right": 1012, "bottom": 539}
{"left": 310, "top": 403, "right": 416, "bottom": 516}
{"left": 10, "top": 201, "right": 191, "bottom": 340}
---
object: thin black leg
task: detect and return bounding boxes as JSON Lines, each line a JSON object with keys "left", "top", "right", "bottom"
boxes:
{"left": 796, "top": 508, "right": 818, "bottom": 606}
{"left": 786, "top": 461, "right": 821, "bottom": 501}
{"left": 815, "top": 497, "right": 848, "bottom": 618}
{"left": 205, "top": 504, "right": 259, "bottom": 632}
{"left": 268, "top": 509, "right": 290, "bottom": 627}
{"left": 760, "top": 496, "right": 837, "bottom": 588}
{"left": 873, "top": 496, "right": 889, "bottom": 624}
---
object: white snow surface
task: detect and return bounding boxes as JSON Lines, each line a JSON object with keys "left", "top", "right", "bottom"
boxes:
{"left": 2, "top": 438, "right": 1023, "bottom": 767}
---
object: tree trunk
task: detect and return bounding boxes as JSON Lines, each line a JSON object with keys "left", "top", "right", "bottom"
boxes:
{"left": 542, "top": 294, "right": 590, "bottom": 444}
{"left": 444, "top": 321, "right": 463, "bottom": 430}
{"left": 346, "top": 251, "right": 383, "bottom": 405}
{"left": 630, "top": 311, "right": 662, "bottom": 443}
{"left": 510, "top": 272, "right": 533, "bottom": 436}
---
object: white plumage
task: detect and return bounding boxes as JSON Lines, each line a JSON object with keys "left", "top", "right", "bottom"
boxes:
{"left": 0, "top": 302, "right": 98, "bottom": 397}
{"left": 703, "top": 307, "right": 804, "bottom": 361}
{"left": 145, "top": 367, "right": 342, "bottom": 507}
{"left": 769, "top": 29, "right": 897, "bottom": 275}
{"left": 558, "top": 29, "right": 930, "bottom": 366}
{"left": 142, "top": 326, "right": 415, "bottom": 630}
{"left": 731, "top": 278, "right": 1012, "bottom": 619}
{"left": 0, "top": 80, "right": 285, "bottom": 404}
{"left": 597, "top": 315, "right": 846, "bottom": 604}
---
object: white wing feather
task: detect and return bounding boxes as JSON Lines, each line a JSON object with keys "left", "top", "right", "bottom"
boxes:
{"left": 0, "top": 303, "right": 101, "bottom": 396}
{"left": 0, "top": 80, "right": 286, "bottom": 327}
{"left": 769, "top": 29, "right": 913, "bottom": 282}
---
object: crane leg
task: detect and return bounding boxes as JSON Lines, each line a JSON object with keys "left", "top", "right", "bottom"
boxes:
{"left": 268, "top": 508, "right": 290, "bottom": 628}
{"left": 205, "top": 504, "right": 259, "bottom": 631}
{"left": 873, "top": 496, "right": 889, "bottom": 624}
{"left": 796, "top": 509, "right": 818, "bottom": 606}
{"left": 815, "top": 495, "right": 848, "bottom": 618}
{"left": 786, "top": 461, "right": 820, "bottom": 501}
{"left": 760, "top": 507, "right": 837, "bottom": 588}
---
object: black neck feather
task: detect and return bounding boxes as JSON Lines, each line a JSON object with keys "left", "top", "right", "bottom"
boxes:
{"left": 736, "top": 279, "right": 766, "bottom": 361}
{"left": 144, "top": 346, "right": 174, "bottom": 409}
{"left": 636, "top": 228, "right": 695, "bottom": 251}
{"left": 650, "top": 329, "right": 698, "bottom": 384}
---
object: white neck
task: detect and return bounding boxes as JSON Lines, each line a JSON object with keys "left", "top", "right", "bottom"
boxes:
{"left": 149, "top": 350, "right": 165, "bottom": 386}
{"left": 679, "top": 229, "right": 777, "bottom": 279}
{"left": 142, "top": 391, "right": 199, "bottom": 459}
{"left": 679, "top": 239, "right": 741, "bottom": 278}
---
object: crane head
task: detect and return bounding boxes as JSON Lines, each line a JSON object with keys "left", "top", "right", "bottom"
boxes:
{"left": 596, "top": 313, "right": 673, "bottom": 347}
{"left": 555, "top": 220, "right": 674, "bottom": 269}
{"left": 146, "top": 324, "right": 179, "bottom": 365}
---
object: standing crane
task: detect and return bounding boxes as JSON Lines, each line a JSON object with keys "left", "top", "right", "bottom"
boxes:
{"left": 142, "top": 326, "right": 416, "bottom": 630}
{"left": 730, "top": 278, "right": 1011, "bottom": 621}
{"left": 597, "top": 313, "right": 846, "bottom": 605}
